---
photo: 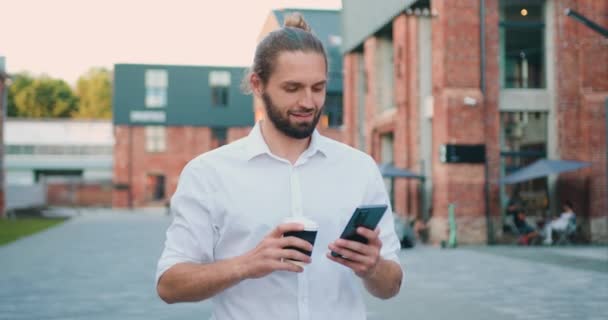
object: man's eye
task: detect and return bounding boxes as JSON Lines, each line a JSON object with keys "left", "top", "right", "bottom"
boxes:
{"left": 313, "top": 85, "right": 325, "bottom": 92}
{"left": 284, "top": 86, "right": 298, "bottom": 92}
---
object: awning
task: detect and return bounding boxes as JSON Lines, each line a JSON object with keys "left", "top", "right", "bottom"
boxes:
{"left": 378, "top": 163, "right": 424, "bottom": 180}
{"left": 501, "top": 159, "right": 591, "bottom": 184}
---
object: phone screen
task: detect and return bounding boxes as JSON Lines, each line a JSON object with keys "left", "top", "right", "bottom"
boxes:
{"left": 331, "top": 205, "right": 388, "bottom": 258}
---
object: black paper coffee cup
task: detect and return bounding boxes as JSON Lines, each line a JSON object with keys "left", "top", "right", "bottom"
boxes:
{"left": 282, "top": 216, "right": 319, "bottom": 266}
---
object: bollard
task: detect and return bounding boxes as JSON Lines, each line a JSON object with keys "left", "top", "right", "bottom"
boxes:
{"left": 448, "top": 204, "right": 458, "bottom": 248}
{"left": 440, "top": 204, "right": 458, "bottom": 248}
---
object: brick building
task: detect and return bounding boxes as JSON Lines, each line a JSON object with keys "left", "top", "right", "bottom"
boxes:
{"left": 341, "top": 0, "right": 607, "bottom": 244}
{"left": 256, "top": 9, "right": 346, "bottom": 142}
{"left": 112, "top": 64, "right": 254, "bottom": 208}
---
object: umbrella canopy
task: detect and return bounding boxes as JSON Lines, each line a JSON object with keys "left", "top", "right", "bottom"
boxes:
{"left": 501, "top": 159, "right": 591, "bottom": 184}
{"left": 378, "top": 163, "right": 424, "bottom": 180}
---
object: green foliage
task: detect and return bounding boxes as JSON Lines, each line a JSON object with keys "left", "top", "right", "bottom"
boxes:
{"left": 10, "top": 75, "right": 77, "bottom": 118}
{"left": 6, "top": 67, "right": 113, "bottom": 119}
{"left": 6, "top": 72, "right": 34, "bottom": 117}
{"left": 73, "top": 68, "right": 112, "bottom": 119}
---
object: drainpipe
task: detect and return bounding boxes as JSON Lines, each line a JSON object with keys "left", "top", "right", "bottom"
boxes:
{"left": 480, "top": 0, "right": 495, "bottom": 244}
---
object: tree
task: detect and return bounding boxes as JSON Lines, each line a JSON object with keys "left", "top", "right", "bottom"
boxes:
{"left": 12, "top": 76, "right": 77, "bottom": 118}
{"left": 73, "top": 68, "right": 112, "bottom": 119}
{"left": 6, "top": 72, "right": 34, "bottom": 117}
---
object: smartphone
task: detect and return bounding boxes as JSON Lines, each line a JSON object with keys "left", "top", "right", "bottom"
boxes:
{"left": 331, "top": 204, "right": 388, "bottom": 258}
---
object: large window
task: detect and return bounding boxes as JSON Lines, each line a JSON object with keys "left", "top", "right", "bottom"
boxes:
{"left": 375, "top": 37, "right": 395, "bottom": 113}
{"left": 145, "top": 126, "right": 166, "bottom": 153}
{"left": 209, "top": 71, "right": 230, "bottom": 107}
{"left": 145, "top": 70, "right": 168, "bottom": 108}
{"left": 500, "top": 0, "right": 545, "bottom": 88}
{"left": 500, "top": 111, "right": 548, "bottom": 218}
{"left": 323, "top": 93, "right": 343, "bottom": 128}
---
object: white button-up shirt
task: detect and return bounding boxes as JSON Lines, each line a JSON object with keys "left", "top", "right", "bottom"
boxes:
{"left": 157, "top": 122, "right": 402, "bottom": 320}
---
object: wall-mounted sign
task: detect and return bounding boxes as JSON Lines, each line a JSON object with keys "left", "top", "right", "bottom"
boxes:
{"left": 129, "top": 110, "right": 166, "bottom": 123}
{"left": 440, "top": 144, "right": 486, "bottom": 164}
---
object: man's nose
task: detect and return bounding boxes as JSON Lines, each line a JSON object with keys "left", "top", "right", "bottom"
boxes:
{"left": 298, "top": 89, "right": 315, "bottom": 108}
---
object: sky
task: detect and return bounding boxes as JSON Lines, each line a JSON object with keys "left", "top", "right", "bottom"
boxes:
{"left": 0, "top": 0, "right": 342, "bottom": 85}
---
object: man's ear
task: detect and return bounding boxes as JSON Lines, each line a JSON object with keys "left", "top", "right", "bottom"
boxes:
{"left": 250, "top": 73, "right": 264, "bottom": 97}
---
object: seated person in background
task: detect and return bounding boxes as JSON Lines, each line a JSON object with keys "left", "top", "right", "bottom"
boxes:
{"left": 543, "top": 201, "right": 576, "bottom": 245}
{"left": 412, "top": 207, "right": 431, "bottom": 244}
{"left": 513, "top": 208, "right": 539, "bottom": 245}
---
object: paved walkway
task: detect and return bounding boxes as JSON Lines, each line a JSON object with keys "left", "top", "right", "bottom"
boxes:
{"left": 1, "top": 210, "right": 606, "bottom": 320}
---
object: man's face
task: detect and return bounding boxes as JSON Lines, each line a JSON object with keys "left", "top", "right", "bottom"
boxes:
{"left": 257, "top": 51, "right": 327, "bottom": 139}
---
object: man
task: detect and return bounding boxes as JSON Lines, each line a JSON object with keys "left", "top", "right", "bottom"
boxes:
{"left": 513, "top": 208, "right": 539, "bottom": 245}
{"left": 543, "top": 201, "right": 576, "bottom": 245}
{"left": 156, "top": 13, "right": 403, "bottom": 320}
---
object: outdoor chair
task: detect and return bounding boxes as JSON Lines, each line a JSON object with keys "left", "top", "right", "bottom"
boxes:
{"left": 553, "top": 216, "right": 578, "bottom": 245}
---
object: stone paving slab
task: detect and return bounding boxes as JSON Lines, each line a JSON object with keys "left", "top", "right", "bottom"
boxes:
{"left": 386, "top": 246, "right": 607, "bottom": 320}
{"left": 1, "top": 211, "right": 607, "bottom": 320}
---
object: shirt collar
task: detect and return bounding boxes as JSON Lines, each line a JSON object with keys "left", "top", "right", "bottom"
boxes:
{"left": 244, "top": 121, "right": 330, "bottom": 161}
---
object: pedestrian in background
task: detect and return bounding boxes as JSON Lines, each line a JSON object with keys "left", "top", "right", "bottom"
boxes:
{"left": 543, "top": 200, "right": 576, "bottom": 245}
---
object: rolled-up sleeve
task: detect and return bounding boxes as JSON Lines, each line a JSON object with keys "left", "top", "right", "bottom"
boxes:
{"left": 155, "top": 160, "right": 216, "bottom": 285}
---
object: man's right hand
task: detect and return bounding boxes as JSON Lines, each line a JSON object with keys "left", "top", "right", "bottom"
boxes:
{"left": 239, "top": 223, "right": 313, "bottom": 279}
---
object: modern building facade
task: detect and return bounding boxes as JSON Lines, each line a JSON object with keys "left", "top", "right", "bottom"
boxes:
{"left": 341, "top": 0, "right": 607, "bottom": 243}
{"left": 4, "top": 119, "right": 113, "bottom": 186}
{"left": 4, "top": 118, "right": 114, "bottom": 207}
{"left": 112, "top": 64, "right": 254, "bottom": 208}
{"left": 256, "top": 9, "right": 346, "bottom": 142}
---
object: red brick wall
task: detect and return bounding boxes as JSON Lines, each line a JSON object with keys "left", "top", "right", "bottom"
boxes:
{"left": 553, "top": 0, "right": 608, "bottom": 242}
{"left": 113, "top": 125, "right": 341, "bottom": 209}
{"left": 47, "top": 183, "right": 112, "bottom": 207}
{"left": 113, "top": 126, "right": 230, "bottom": 208}
{"left": 430, "top": 0, "right": 490, "bottom": 244}
{"left": 342, "top": 54, "right": 358, "bottom": 147}
{"left": 227, "top": 127, "right": 253, "bottom": 143}
{"left": 483, "top": 0, "right": 503, "bottom": 239}
{"left": 340, "top": 0, "right": 607, "bottom": 244}
{"left": 391, "top": 14, "right": 423, "bottom": 219}
{"left": 363, "top": 37, "right": 379, "bottom": 155}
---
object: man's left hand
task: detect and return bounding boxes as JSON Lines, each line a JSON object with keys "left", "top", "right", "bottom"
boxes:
{"left": 327, "top": 227, "right": 382, "bottom": 278}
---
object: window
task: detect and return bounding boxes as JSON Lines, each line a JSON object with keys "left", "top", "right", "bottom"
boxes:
{"left": 323, "top": 93, "right": 343, "bottom": 128}
{"left": 5, "top": 144, "right": 112, "bottom": 155}
{"left": 146, "top": 174, "right": 166, "bottom": 201}
{"left": 375, "top": 37, "right": 395, "bottom": 113}
{"left": 380, "top": 133, "right": 395, "bottom": 208}
{"left": 212, "top": 127, "right": 227, "bottom": 147}
{"left": 145, "top": 70, "right": 168, "bottom": 108}
{"left": 145, "top": 126, "right": 166, "bottom": 152}
{"left": 500, "top": 0, "right": 545, "bottom": 88}
{"left": 210, "top": 71, "right": 231, "bottom": 107}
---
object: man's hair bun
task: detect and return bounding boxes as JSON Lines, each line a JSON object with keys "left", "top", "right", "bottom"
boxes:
{"left": 284, "top": 13, "right": 311, "bottom": 32}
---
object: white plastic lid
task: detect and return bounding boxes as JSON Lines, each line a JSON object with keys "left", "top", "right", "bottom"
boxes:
{"left": 282, "top": 216, "right": 319, "bottom": 231}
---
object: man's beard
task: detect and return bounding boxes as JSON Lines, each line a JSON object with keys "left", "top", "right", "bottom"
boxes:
{"left": 262, "top": 92, "right": 323, "bottom": 139}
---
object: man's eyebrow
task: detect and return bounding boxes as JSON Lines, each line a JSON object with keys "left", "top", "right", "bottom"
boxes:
{"left": 281, "top": 81, "right": 302, "bottom": 86}
{"left": 280, "top": 80, "right": 327, "bottom": 86}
